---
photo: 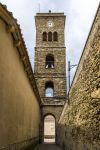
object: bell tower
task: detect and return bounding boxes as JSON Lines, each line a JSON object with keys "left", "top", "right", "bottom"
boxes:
{"left": 34, "top": 12, "right": 66, "bottom": 104}
{"left": 34, "top": 11, "right": 67, "bottom": 142}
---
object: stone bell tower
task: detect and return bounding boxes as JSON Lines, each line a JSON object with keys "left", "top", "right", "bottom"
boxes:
{"left": 34, "top": 11, "right": 66, "bottom": 103}
{"left": 34, "top": 12, "right": 66, "bottom": 140}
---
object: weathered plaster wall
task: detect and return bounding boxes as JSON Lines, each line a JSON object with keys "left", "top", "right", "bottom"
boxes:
{"left": 57, "top": 5, "right": 100, "bottom": 150}
{"left": 0, "top": 17, "right": 40, "bottom": 149}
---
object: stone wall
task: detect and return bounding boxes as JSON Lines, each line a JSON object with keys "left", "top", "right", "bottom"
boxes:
{"left": 34, "top": 47, "right": 66, "bottom": 74}
{"left": 57, "top": 5, "right": 100, "bottom": 150}
{"left": 35, "top": 13, "right": 65, "bottom": 47}
{"left": 34, "top": 12, "right": 67, "bottom": 142}
{"left": 0, "top": 4, "right": 41, "bottom": 150}
{"left": 34, "top": 47, "right": 66, "bottom": 105}
{"left": 34, "top": 13, "right": 67, "bottom": 105}
{"left": 39, "top": 105, "right": 63, "bottom": 143}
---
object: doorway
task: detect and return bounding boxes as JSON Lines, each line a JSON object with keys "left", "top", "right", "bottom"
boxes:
{"left": 44, "top": 115, "right": 55, "bottom": 143}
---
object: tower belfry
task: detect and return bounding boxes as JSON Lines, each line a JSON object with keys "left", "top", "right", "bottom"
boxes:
{"left": 34, "top": 12, "right": 67, "bottom": 142}
{"left": 34, "top": 12, "right": 67, "bottom": 104}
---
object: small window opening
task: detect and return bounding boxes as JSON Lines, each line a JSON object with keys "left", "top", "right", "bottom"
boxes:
{"left": 48, "top": 32, "right": 52, "bottom": 41}
{"left": 46, "top": 54, "right": 54, "bottom": 69}
{"left": 53, "top": 32, "right": 58, "bottom": 41}
{"left": 45, "top": 81, "right": 54, "bottom": 97}
{"left": 43, "top": 32, "right": 47, "bottom": 41}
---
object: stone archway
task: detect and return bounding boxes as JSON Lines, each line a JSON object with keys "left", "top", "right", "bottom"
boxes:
{"left": 39, "top": 105, "right": 64, "bottom": 143}
{"left": 43, "top": 114, "right": 56, "bottom": 143}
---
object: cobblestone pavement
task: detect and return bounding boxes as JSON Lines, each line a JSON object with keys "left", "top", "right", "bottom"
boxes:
{"left": 34, "top": 144, "right": 62, "bottom": 150}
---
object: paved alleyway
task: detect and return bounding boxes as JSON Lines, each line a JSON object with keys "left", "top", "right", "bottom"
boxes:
{"left": 34, "top": 144, "right": 62, "bottom": 150}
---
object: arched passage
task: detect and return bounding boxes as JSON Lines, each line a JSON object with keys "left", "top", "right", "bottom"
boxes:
{"left": 44, "top": 115, "right": 55, "bottom": 143}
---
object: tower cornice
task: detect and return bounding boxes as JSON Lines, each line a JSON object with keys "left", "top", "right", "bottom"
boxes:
{"left": 35, "top": 46, "right": 66, "bottom": 48}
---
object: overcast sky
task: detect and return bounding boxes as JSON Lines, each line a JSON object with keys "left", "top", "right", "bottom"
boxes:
{"left": 0, "top": 0, "right": 99, "bottom": 86}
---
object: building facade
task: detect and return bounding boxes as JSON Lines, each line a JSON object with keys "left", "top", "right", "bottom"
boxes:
{"left": 0, "top": 3, "right": 41, "bottom": 149}
{"left": 34, "top": 11, "right": 67, "bottom": 142}
{"left": 34, "top": 12, "right": 67, "bottom": 105}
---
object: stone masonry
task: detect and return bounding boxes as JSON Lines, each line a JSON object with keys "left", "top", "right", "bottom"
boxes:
{"left": 0, "top": 2, "right": 100, "bottom": 150}
{"left": 56, "top": 5, "right": 100, "bottom": 150}
{"left": 34, "top": 13, "right": 66, "bottom": 105}
{"left": 34, "top": 12, "right": 67, "bottom": 142}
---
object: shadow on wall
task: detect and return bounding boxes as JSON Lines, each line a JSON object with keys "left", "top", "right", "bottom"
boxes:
{"left": 0, "top": 138, "right": 38, "bottom": 150}
{"left": 56, "top": 124, "right": 100, "bottom": 150}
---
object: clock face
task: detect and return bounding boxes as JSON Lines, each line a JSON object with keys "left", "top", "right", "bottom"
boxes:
{"left": 47, "top": 21, "right": 54, "bottom": 27}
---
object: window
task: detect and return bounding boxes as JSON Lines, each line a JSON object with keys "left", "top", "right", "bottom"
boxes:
{"left": 45, "top": 54, "right": 54, "bottom": 69}
{"left": 53, "top": 32, "right": 58, "bottom": 41}
{"left": 45, "top": 81, "right": 54, "bottom": 97}
{"left": 48, "top": 32, "right": 52, "bottom": 41}
{"left": 43, "top": 32, "right": 47, "bottom": 41}
{"left": 43, "top": 32, "right": 58, "bottom": 42}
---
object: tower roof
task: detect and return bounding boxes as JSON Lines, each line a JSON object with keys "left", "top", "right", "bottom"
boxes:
{"left": 36, "top": 12, "right": 65, "bottom": 17}
{"left": 35, "top": 12, "right": 66, "bottom": 27}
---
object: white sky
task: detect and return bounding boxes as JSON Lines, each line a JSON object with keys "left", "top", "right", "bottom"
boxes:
{"left": 0, "top": 0, "right": 99, "bottom": 86}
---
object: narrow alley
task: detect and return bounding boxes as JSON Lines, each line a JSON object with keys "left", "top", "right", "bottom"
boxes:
{"left": 0, "top": 2, "right": 99, "bottom": 150}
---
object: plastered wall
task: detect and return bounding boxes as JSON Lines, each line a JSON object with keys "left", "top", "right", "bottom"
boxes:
{"left": 0, "top": 19, "right": 40, "bottom": 149}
